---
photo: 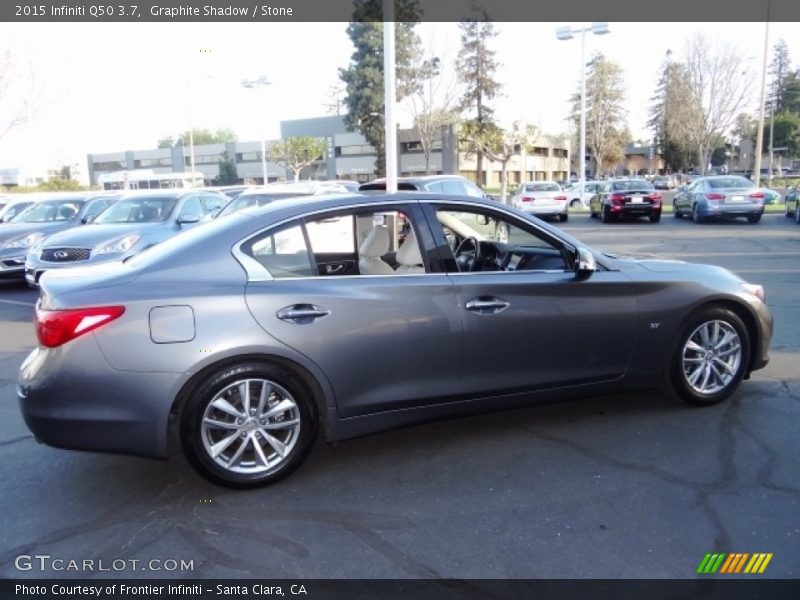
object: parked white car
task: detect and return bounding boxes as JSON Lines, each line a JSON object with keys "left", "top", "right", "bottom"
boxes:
{"left": 513, "top": 181, "right": 569, "bottom": 221}
{"left": 565, "top": 181, "right": 604, "bottom": 208}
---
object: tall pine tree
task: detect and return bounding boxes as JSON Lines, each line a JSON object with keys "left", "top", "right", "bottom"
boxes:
{"left": 456, "top": 10, "right": 502, "bottom": 187}
{"left": 338, "top": 0, "right": 423, "bottom": 177}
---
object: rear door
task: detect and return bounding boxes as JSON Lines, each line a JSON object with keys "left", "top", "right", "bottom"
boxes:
{"left": 242, "top": 201, "right": 463, "bottom": 418}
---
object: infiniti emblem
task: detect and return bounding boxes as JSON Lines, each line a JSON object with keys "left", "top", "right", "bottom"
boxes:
{"left": 53, "top": 250, "right": 69, "bottom": 260}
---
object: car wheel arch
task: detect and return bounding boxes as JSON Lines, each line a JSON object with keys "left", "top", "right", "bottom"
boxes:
{"left": 168, "top": 353, "right": 331, "bottom": 450}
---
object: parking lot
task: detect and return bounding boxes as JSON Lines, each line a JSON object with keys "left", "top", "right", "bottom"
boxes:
{"left": 0, "top": 213, "right": 798, "bottom": 579}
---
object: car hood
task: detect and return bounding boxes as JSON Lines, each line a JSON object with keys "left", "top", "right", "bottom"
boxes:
{"left": 611, "top": 254, "right": 743, "bottom": 280}
{"left": 0, "top": 221, "right": 74, "bottom": 243}
{"left": 40, "top": 222, "right": 166, "bottom": 248}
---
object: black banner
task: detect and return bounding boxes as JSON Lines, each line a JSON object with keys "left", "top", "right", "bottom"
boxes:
{"left": 2, "top": 580, "right": 800, "bottom": 600}
{"left": 1, "top": 0, "right": 799, "bottom": 22}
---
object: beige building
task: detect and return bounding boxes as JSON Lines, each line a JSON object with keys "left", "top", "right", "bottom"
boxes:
{"left": 458, "top": 135, "right": 571, "bottom": 185}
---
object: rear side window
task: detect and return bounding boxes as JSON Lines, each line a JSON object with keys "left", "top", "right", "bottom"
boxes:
{"left": 244, "top": 223, "right": 314, "bottom": 279}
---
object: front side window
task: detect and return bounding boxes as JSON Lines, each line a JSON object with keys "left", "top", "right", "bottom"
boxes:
{"left": 435, "top": 207, "right": 569, "bottom": 273}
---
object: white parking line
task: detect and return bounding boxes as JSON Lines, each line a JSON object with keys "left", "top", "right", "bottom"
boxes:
{"left": 0, "top": 299, "right": 36, "bottom": 307}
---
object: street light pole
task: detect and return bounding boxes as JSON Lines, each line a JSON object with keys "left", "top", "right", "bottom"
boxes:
{"left": 383, "top": 0, "right": 397, "bottom": 194}
{"left": 241, "top": 76, "right": 272, "bottom": 184}
{"left": 556, "top": 22, "right": 609, "bottom": 192}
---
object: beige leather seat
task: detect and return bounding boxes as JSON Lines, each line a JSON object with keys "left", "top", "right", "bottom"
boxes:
{"left": 395, "top": 231, "right": 425, "bottom": 273}
{"left": 358, "top": 226, "right": 394, "bottom": 275}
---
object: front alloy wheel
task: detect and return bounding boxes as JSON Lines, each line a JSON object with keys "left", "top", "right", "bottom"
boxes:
{"left": 669, "top": 307, "right": 750, "bottom": 406}
{"left": 181, "top": 362, "right": 317, "bottom": 487}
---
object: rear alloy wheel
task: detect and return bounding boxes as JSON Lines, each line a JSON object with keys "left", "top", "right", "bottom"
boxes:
{"left": 570, "top": 199, "right": 581, "bottom": 208}
{"left": 668, "top": 307, "right": 750, "bottom": 406}
{"left": 181, "top": 362, "right": 317, "bottom": 488}
{"left": 692, "top": 204, "right": 704, "bottom": 224}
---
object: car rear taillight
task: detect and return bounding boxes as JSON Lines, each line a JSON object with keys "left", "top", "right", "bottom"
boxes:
{"left": 750, "top": 191, "right": 764, "bottom": 199}
{"left": 706, "top": 192, "right": 725, "bottom": 200}
{"left": 648, "top": 193, "right": 662, "bottom": 201}
{"left": 35, "top": 305, "right": 125, "bottom": 348}
{"left": 521, "top": 195, "right": 534, "bottom": 202}
{"left": 554, "top": 195, "right": 567, "bottom": 201}
{"left": 610, "top": 193, "right": 625, "bottom": 202}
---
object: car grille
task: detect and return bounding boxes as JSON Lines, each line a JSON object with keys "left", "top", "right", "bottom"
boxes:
{"left": 41, "top": 248, "right": 91, "bottom": 262}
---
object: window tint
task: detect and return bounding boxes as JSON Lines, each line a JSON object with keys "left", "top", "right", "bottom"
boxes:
{"left": 96, "top": 197, "right": 177, "bottom": 223}
{"left": 437, "top": 209, "right": 558, "bottom": 251}
{"left": 707, "top": 177, "right": 753, "bottom": 189}
{"left": 83, "top": 199, "right": 114, "bottom": 220}
{"left": 179, "top": 196, "right": 203, "bottom": 218}
{"left": 463, "top": 181, "right": 484, "bottom": 198}
{"left": 441, "top": 180, "right": 466, "bottom": 195}
{"left": 425, "top": 181, "right": 444, "bottom": 193}
{"left": 246, "top": 224, "right": 314, "bottom": 279}
{"left": 523, "top": 183, "right": 560, "bottom": 192}
{"left": 610, "top": 180, "right": 655, "bottom": 192}
{"left": 202, "top": 194, "right": 225, "bottom": 215}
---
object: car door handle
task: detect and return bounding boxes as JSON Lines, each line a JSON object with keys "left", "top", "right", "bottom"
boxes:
{"left": 276, "top": 304, "right": 330, "bottom": 324}
{"left": 465, "top": 297, "right": 510, "bottom": 314}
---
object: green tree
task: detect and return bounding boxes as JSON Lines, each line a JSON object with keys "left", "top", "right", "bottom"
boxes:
{"left": 158, "top": 128, "right": 238, "bottom": 148}
{"left": 213, "top": 151, "right": 239, "bottom": 185}
{"left": 781, "top": 70, "right": 800, "bottom": 114}
{"left": 769, "top": 40, "right": 791, "bottom": 113}
{"left": 267, "top": 137, "right": 327, "bottom": 183}
{"left": 338, "top": 0, "right": 424, "bottom": 177}
{"left": 571, "top": 54, "right": 628, "bottom": 177}
{"left": 648, "top": 51, "right": 698, "bottom": 172}
{"left": 761, "top": 111, "right": 800, "bottom": 157}
{"left": 456, "top": 10, "right": 502, "bottom": 186}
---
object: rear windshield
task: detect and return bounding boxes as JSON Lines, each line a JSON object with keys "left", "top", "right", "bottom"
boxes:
{"left": 217, "top": 193, "right": 309, "bottom": 218}
{"left": 16, "top": 199, "right": 85, "bottom": 222}
{"left": 707, "top": 177, "right": 753, "bottom": 189}
{"left": 95, "top": 197, "right": 177, "bottom": 223}
{"left": 610, "top": 180, "right": 655, "bottom": 192}
{"left": 522, "top": 183, "right": 560, "bottom": 192}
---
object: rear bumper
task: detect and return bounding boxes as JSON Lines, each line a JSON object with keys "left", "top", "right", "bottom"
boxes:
{"left": 700, "top": 204, "right": 764, "bottom": 218}
{"left": 18, "top": 341, "right": 182, "bottom": 459}
{"left": 519, "top": 204, "right": 568, "bottom": 216}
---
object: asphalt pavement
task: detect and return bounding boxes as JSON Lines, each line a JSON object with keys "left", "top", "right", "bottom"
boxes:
{"left": 0, "top": 213, "right": 798, "bottom": 579}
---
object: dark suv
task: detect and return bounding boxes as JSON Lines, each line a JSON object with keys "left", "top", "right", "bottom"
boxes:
{"left": 359, "top": 175, "right": 493, "bottom": 200}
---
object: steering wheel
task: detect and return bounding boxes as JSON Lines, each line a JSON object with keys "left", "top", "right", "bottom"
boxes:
{"left": 454, "top": 236, "right": 481, "bottom": 272}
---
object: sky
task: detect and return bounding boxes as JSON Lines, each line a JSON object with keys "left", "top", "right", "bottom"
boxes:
{"left": 0, "top": 21, "right": 798, "bottom": 183}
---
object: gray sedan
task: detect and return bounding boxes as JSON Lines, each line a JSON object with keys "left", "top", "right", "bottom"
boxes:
{"left": 24, "top": 189, "right": 226, "bottom": 286}
{"left": 18, "top": 193, "right": 772, "bottom": 488}
{"left": 673, "top": 176, "right": 766, "bottom": 223}
{"left": 0, "top": 193, "right": 118, "bottom": 279}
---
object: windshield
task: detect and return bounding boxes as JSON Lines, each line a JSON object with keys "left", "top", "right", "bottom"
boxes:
{"left": 707, "top": 177, "right": 754, "bottom": 190}
{"left": 95, "top": 197, "right": 178, "bottom": 223}
{"left": 522, "top": 183, "right": 560, "bottom": 192}
{"left": 611, "top": 180, "right": 655, "bottom": 192}
{"left": 15, "top": 199, "right": 85, "bottom": 223}
{"left": 217, "top": 193, "right": 308, "bottom": 218}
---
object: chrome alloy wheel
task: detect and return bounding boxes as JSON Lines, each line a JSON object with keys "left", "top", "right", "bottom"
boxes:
{"left": 681, "top": 320, "right": 742, "bottom": 395}
{"left": 201, "top": 379, "right": 301, "bottom": 474}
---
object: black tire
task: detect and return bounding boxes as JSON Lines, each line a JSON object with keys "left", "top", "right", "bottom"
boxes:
{"left": 785, "top": 203, "right": 794, "bottom": 217}
{"left": 180, "top": 361, "right": 318, "bottom": 488}
{"left": 795, "top": 205, "right": 800, "bottom": 224}
{"left": 570, "top": 199, "right": 581, "bottom": 208}
{"left": 601, "top": 205, "right": 612, "bottom": 223}
{"left": 747, "top": 214, "right": 761, "bottom": 224}
{"left": 692, "top": 204, "right": 704, "bottom": 224}
{"left": 667, "top": 307, "right": 750, "bottom": 407}
{"left": 559, "top": 213, "right": 568, "bottom": 222}
{"left": 673, "top": 202, "right": 682, "bottom": 218}
{"left": 650, "top": 213, "right": 661, "bottom": 223}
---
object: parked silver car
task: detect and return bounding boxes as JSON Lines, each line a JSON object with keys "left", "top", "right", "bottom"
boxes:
{"left": 0, "top": 193, "right": 119, "bottom": 280}
{"left": 25, "top": 189, "right": 226, "bottom": 286}
{"left": 19, "top": 193, "right": 772, "bottom": 488}
{"left": 513, "top": 181, "right": 569, "bottom": 221}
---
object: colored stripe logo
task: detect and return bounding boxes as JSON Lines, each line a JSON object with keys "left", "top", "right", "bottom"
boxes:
{"left": 697, "top": 553, "right": 773, "bottom": 574}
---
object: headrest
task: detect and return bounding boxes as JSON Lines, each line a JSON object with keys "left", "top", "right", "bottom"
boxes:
{"left": 396, "top": 231, "right": 423, "bottom": 266}
{"left": 359, "top": 226, "right": 390, "bottom": 258}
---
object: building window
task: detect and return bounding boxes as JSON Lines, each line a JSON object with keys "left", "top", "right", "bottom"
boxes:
{"left": 93, "top": 161, "right": 125, "bottom": 171}
{"left": 553, "top": 148, "right": 568, "bottom": 158}
{"left": 185, "top": 154, "right": 224, "bottom": 166}
{"left": 403, "top": 141, "right": 423, "bottom": 152}
{"left": 236, "top": 152, "right": 262, "bottom": 162}
{"left": 133, "top": 158, "right": 172, "bottom": 168}
{"left": 532, "top": 147, "right": 549, "bottom": 157}
{"left": 336, "top": 145, "right": 376, "bottom": 156}
{"left": 535, "top": 171, "right": 547, "bottom": 181}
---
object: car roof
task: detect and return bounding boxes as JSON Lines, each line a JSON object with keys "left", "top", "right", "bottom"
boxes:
{"left": 116, "top": 189, "right": 196, "bottom": 200}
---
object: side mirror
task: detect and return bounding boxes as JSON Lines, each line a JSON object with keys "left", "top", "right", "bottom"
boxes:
{"left": 177, "top": 214, "right": 201, "bottom": 224}
{"left": 574, "top": 247, "right": 596, "bottom": 280}
{"left": 81, "top": 214, "right": 97, "bottom": 224}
